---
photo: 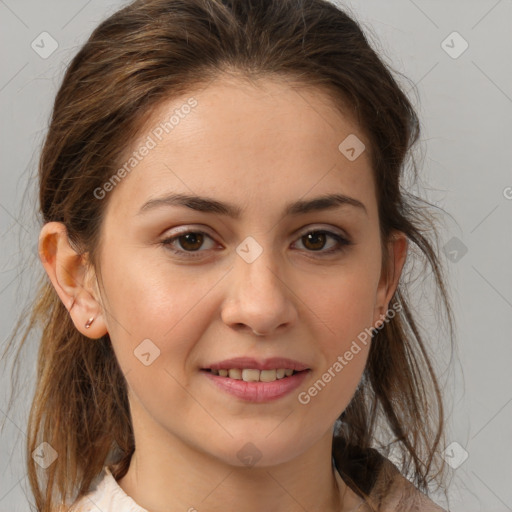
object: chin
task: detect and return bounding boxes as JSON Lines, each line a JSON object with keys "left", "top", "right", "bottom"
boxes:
{"left": 206, "top": 434, "right": 311, "bottom": 469}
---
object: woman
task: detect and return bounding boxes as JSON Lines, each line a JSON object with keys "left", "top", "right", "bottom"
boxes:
{"left": 4, "top": 0, "right": 454, "bottom": 510}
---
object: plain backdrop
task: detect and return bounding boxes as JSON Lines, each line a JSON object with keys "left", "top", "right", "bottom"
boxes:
{"left": 0, "top": 1, "right": 511, "bottom": 511}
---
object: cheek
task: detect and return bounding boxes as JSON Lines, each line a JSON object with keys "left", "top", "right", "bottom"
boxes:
{"left": 301, "top": 262, "right": 380, "bottom": 344}
{"left": 101, "top": 246, "right": 195, "bottom": 329}
{"left": 294, "top": 257, "right": 378, "bottom": 408}
{"left": 100, "top": 249, "right": 222, "bottom": 373}
{"left": 100, "top": 260, "right": 211, "bottom": 422}
{"left": 298, "top": 275, "right": 373, "bottom": 416}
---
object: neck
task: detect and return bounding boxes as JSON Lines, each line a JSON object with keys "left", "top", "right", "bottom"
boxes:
{"left": 116, "top": 432, "right": 349, "bottom": 512}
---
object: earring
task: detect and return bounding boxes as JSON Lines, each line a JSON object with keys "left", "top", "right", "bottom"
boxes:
{"left": 85, "top": 316, "right": 95, "bottom": 329}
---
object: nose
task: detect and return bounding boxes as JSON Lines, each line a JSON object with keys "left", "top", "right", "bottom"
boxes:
{"left": 220, "top": 246, "right": 298, "bottom": 337}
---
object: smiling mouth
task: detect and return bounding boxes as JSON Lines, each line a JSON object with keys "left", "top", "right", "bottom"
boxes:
{"left": 201, "top": 368, "right": 306, "bottom": 383}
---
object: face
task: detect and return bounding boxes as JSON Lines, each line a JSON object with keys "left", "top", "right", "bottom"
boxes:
{"left": 40, "top": 75, "right": 406, "bottom": 469}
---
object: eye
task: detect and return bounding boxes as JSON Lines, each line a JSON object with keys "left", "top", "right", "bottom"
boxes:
{"left": 292, "top": 230, "right": 351, "bottom": 256}
{"left": 160, "top": 227, "right": 352, "bottom": 259}
{"left": 161, "top": 230, "right": 216, "bottom": 258}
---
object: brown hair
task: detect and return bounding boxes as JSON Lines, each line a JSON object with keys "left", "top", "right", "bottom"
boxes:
{"left": 1, "top": 0, "right": 455, "bottom": 510}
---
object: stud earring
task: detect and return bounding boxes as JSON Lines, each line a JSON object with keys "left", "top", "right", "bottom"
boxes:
{"left": 85, "top": 317, "right": 95, "bottom": 329}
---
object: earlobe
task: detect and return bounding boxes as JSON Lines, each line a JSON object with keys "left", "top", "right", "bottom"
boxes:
{"left": 38, "top": 222, "right": 108, "bottom": 339}
{"left": 373, "top": 232, "right": 408, "bottom": 326}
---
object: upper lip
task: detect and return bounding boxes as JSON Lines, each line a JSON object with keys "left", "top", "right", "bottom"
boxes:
{"left": 203, "top": 357, "right": 310, "bottom": 371}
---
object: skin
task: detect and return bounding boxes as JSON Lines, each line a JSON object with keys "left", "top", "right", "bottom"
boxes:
{"left": 39, "top": 75, "right": 409, "bottom": 512}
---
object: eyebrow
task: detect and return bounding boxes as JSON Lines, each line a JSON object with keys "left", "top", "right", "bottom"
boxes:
{"left": 137, "top": 192, "right": 367, "bottom": 218}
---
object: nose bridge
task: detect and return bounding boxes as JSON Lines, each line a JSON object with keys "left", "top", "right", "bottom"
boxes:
{"left": 222, "top": 235, "right": 297, "bottom": 334}
{"left": 237, "top": 237, "right": 285, "bottom": 303}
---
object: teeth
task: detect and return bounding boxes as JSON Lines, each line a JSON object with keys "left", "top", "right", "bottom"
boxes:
{"left": 259, "top": 369, "right": 277, "bottom": 382}
{"left": 209, "top": 368, "right": 297, "bottom": 382}
{"left": 242, "top": 369, "right": 260, "bottom": 382}
{"left": 228, "top": 369, "right": 242, "bottom": 380}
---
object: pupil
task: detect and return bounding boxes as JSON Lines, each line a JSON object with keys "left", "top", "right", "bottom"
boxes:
{"left": 178, "top": 232, "right": 327, "bottom": 252}
{"left": 304, "top": 232, "right": 325, "bottom": 251}
{"left": 180, "top": 233, "right": 203, "bottom": 251}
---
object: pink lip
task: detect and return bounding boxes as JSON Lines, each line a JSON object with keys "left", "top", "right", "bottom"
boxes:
{"left": 204, "top": 357, "right": 310, "bottom": 372}
{"left": 202, "top": 369, "right": 310, "bottom": 402}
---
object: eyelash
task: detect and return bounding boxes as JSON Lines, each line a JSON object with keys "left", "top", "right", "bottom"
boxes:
{"left": 160, "top": 228, "right": 352, "bottom": 259}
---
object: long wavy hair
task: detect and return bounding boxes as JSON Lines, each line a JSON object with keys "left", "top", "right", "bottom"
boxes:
{"left": 1, "top": 0, "right": 455, "bottom": 510}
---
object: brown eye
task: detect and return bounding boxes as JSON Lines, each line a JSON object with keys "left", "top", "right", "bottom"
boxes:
{"left": 294, "top": 230, "right": 350, "bottom": 255}
{"left": 176, "top": 232, "right": 204, "bottom": 251}
{"left": 161, "top": 230, "right": 216, "bottom": 258}
{"left": 302, "top": 231, "right": 327, "bottom": 251}
{"left": 161, "top": 228, "right": 351, "bottom": 260}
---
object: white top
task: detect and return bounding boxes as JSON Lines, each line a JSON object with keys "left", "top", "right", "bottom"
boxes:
{"left": 69, "top": 466, "right": 148, "bottom": 512}
{"left": 69, "top": 464, "right": 365, "bottom": 512}
{"left": 67, "top": 462, "right": 445, "bottom": 512}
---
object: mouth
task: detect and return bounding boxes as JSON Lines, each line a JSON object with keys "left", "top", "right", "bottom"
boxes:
{"left": 201, "top": 367, "right": 311, "bottom": 402}
{"left": 201, "top": 368, "right": 307, "bottom": 383}
{"left": 200, "top": 357, "right": 311, "bottom": 401}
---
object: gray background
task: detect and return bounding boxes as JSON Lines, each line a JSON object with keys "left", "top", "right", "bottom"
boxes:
{"left": 1, "top": 0, "right": 511, "bottom": 510}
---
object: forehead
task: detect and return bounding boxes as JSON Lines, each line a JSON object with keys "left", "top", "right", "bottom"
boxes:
{"left": 104, "top": 75, "right": 376, "bottom": 221}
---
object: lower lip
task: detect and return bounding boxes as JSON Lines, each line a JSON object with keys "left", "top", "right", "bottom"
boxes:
{"left": 202, "top": 370, "right": 310, "bottom": 402}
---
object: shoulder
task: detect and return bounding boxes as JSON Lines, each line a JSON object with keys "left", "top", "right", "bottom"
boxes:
{"left": 391, "top": 473, "right": 446, "bottom": 511}
{"left": 367, "top": 462, "right": 447, "bottom": 512}
{"left": 332, "top": 438, "right": 446, "bottom": 512}
{"left": 54, "top": 467, "right": 113, "bottom": 512}
{"left": 65, "top": 465, "right": 149, "bottom": 512}
{"left": 51, "top": 504, "right": 90, "bottom": 512}
{"left": 332, "top": 438, "right": 445, "bottom": 511}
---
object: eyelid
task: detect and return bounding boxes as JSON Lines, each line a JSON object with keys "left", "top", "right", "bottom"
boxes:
{"left": 295, "top": 224, "right": 348, "bottom": 239}
{"left": 162, "top": 225, "right": 349, "bottom": 243}
{"left": 160, "top": 224, "right": 352, "bottom": 258}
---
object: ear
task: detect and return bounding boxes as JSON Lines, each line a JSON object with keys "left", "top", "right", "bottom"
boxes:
{"left": 38, "top": 222, "right": 108, "bottom": 339}
{"left": 373, "top": 231, "right": 408, "bottom": 328}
